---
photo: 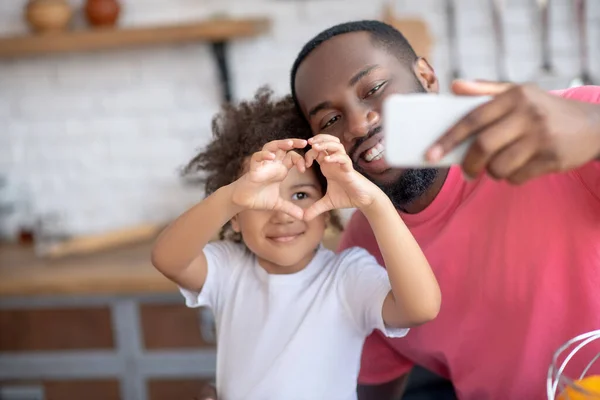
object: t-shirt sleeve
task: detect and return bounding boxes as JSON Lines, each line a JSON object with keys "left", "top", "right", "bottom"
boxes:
{"left": 358, "top": 330, "right": 415, "bottom": 385}
{"left": 553, "top": 86, "right": 600, "bottom": 200}
{"left": 178, "top": 241, "right": 242, "bottom": 310}
{"left": 337, "top": 247, "right": 409, "bottom": 339}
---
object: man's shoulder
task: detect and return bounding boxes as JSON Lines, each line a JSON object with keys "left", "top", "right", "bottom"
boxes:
{"left": 551, "top": 85, "right": 600, "bottom": 103}
{"left": 336, "top": 211, "right": 377, "bottom": 252}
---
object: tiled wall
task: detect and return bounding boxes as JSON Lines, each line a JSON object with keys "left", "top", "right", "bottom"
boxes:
{"left": 0, "top": 0, "right": 598, "bottom": 238}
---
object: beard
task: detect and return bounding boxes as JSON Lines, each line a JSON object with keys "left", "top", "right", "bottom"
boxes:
{"left": 355, "top": 164, "right": 438, "bottom": 210}
{"left": 376, "top": 168, "right": 439, "bottom": 209}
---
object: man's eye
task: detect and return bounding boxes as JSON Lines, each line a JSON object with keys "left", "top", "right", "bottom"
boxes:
{"left": 321, "top": 115, "right": 340, "bottom": 130}
{"left": 292, "top": 192, "right": 309, "bottom": 200}
{"left": 365, "top": 82, "right": 385, "bottom": 98}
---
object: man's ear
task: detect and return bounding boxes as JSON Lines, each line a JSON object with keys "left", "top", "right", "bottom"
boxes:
{"left": 413, "top": 57, "right": 439, "bottom": 94}
{"left": 231, "top": 216, "right": 241, "bottom": 232}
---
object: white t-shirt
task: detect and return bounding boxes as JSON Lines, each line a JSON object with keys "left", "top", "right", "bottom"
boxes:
{"left": 179, "top": 241, "right": 408, "bottom": 400}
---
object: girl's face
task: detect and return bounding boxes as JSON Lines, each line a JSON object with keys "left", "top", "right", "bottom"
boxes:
{"left": 231, "top": 165, "right": 328, "bottom": 274}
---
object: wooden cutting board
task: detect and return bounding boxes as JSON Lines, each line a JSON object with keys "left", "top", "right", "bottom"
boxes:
{"left": 40, "top": 223, "right": 163, "bottom": 259}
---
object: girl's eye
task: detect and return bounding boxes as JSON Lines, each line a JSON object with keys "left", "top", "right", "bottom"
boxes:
{"left": 365, "top": 82, "right": 385, "bottom": 98}
{"left": 292, "top": 192, "right": 309, "bottom": 201}
{"left": 321, "top": 115, "right": 340, "bottom": 130}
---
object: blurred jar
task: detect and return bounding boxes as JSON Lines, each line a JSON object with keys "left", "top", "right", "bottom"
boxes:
{"left": 25, "top": 0, "right": 73, "bottom": 33}
{"left": 85, "top": 0, "right": 121, "bottom": 27}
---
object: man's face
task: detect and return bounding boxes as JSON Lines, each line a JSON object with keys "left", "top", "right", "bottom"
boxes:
{"left": 294, "top": 31, "right": 439, "bottom": 208}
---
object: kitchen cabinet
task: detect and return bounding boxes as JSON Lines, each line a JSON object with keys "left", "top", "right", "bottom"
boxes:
{"left": 0, "top": 230, "right": 341, "bottom": 399}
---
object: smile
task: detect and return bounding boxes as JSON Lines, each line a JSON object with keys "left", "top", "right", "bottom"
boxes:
{"left": 362, "top": 142, "right": 384, "bottom": 162}
{"left": 267, "top": 233, "right": 303, "bottom": 243}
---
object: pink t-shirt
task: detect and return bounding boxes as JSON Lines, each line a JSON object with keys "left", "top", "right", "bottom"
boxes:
{"left": 339, "top": 86, "right": 600, "bottom": 400}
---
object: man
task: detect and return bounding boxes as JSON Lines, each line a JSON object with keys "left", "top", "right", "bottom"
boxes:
{"left": 198, "top": 20, "right": 600, "bottom": 400}
{"left": 290, "top": 20, "right": 600, "bottom": 400}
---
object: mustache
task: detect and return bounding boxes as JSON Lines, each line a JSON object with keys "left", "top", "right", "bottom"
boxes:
{"left": 349, "top": 126, "right": 382, "bottom": 161}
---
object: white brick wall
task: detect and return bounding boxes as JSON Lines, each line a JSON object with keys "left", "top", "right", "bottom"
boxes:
{"left": 0, "top": 0, "right": 598, "bottom": 239}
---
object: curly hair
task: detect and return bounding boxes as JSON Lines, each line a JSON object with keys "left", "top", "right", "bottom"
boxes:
{"left": 183, "top": 86, "right": 344, "bottom": 241}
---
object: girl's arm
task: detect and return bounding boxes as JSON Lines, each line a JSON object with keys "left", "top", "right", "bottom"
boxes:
{"left": 151, "top": 138, "right": 307, "bottom": 291}
{"left": 360, "top": 192, "right": 441, "bottom": 328}
{"left": 151, "top": 183, "right": 242, "bottom": 291}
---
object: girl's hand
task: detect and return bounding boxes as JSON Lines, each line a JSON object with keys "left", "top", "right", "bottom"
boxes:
{"left": 304, "top": 134, "right": 381, "bottom": 221}
{"left": 231, "top": 139, "right": 307, "bottom": 220}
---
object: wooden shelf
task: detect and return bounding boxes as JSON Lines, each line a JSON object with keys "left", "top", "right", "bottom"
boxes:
{"left": 0, "top": 17, "right": 271, "bottom": 102}
{"left": 0, "top": 18, "right": 270, "bottom": 59}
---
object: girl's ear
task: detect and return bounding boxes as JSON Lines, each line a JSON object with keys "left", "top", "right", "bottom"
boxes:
{"left": 231, "top": 216, "right": 241, "bottom": 233}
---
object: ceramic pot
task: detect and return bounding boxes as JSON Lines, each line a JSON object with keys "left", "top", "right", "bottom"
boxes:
{"left": 85, "top": 0, "right": 121, "bottom": 27}
{"left": 25, "top": 0, "right": 73, "bottom": 33}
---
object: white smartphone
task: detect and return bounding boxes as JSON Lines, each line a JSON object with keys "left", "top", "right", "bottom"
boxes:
{"left": 382, "top": 93, "right": 492, "bottom": 167}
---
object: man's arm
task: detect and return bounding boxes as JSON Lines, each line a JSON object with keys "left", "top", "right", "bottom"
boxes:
{"left": 558, "top": 86, "right": 600, "bottom": 198}
{"left": 357, "top": 375, "right": 409, "bottom": 400}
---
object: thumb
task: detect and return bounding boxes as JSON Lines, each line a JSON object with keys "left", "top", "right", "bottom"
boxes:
{"left": 304, "top": 198, "right": 333, "bottom": 222}
{"left": 451, "top": 79, "right": 514, "bottom": 96}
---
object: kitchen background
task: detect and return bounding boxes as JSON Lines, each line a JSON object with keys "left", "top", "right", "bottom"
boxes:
{"left": 0, "top": 0, "right": 598, "bottom": 242}
{"left": 0, "top": 0, "right": 598, "bottom": 399}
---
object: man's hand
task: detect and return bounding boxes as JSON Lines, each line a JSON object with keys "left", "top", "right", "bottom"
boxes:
{"left": 231, "top": 138, "right": 307, "bottom": 220}
{"left": 304, "top": 134, "right": 382, "bottom": 221}
{"left": 426, "top": 80, "right": 600, "bottom": 184}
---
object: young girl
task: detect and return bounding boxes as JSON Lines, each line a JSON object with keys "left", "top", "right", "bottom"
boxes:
{"left": 151, "top": 88, "right": 441, "bottom": 400}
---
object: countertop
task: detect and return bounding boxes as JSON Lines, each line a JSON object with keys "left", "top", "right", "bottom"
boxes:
{"left": 0, "top": 232, "right": 341, "bottom": 297}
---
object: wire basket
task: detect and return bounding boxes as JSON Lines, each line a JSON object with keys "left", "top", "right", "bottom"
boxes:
{"left": 547, "top": 330, "right": 600, "bottom": 399}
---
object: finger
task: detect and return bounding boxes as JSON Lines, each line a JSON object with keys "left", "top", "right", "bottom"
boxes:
{"left": 451, "top": 79, "right": 515, "bottom": 96}
{"left": 324, "top": 154, "right": 352, "bottom": 170}
{"left": 459, "top": 111, "right": 529, "bottom": 179}
{"left": 325, "top": 154, "right": 353, "bottom": 173}
{"left": 304, "top": 199, "right": 333, "bottom": 222}
{"left": 308, "top": 134, "right": 341, "bottom": 145}
{"left": 275, "top": 200, "right": 304, "bottom": 221}
{"left": 506, "top": 154, "right": 555, "bottom": 185}
{"left": 294, "top": 153, "right": 306, "bottom": 173}
{"left": 486, "top": 134, "right": 539, "bottom": 180}
{"left": 284, "top": 151, "right": 305, "bottom": 172}
{"left": 250, "top": 150, "right": 276, "bottom": 168}
{"left": 312, "top": 141, "right": 346, "bottom": 156}
{"left": 305, "top": 148, "right": 319, "bottom": 168}
{"left": 426, "top": 90, "right": 518, "bottom": 163}
{"left": 262, "top": 139, "right": 307, "bottom": 153}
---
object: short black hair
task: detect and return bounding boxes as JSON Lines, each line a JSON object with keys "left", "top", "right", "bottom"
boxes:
{"left": 290, "top": 20, "right": 418, "bottom": 109}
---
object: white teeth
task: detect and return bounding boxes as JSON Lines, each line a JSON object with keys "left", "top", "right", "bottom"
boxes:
{"left": 363, "top": 142, "right": 384, "bottom": 162}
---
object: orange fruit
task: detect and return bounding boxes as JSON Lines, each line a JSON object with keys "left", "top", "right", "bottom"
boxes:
{"left": 558, "top": 375, "right": 600, "bottom": 400}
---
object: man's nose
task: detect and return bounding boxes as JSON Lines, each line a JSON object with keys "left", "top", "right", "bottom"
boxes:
{"left": 344, "top": 108, "right": 380, "bottom": 143}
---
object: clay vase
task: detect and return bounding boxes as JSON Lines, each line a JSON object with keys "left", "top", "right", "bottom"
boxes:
{"left": 84, "top": 0, "right": 121, "bottom": 28}
{"left": 25, "top": 0, "right": 73, "bottom": 33}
